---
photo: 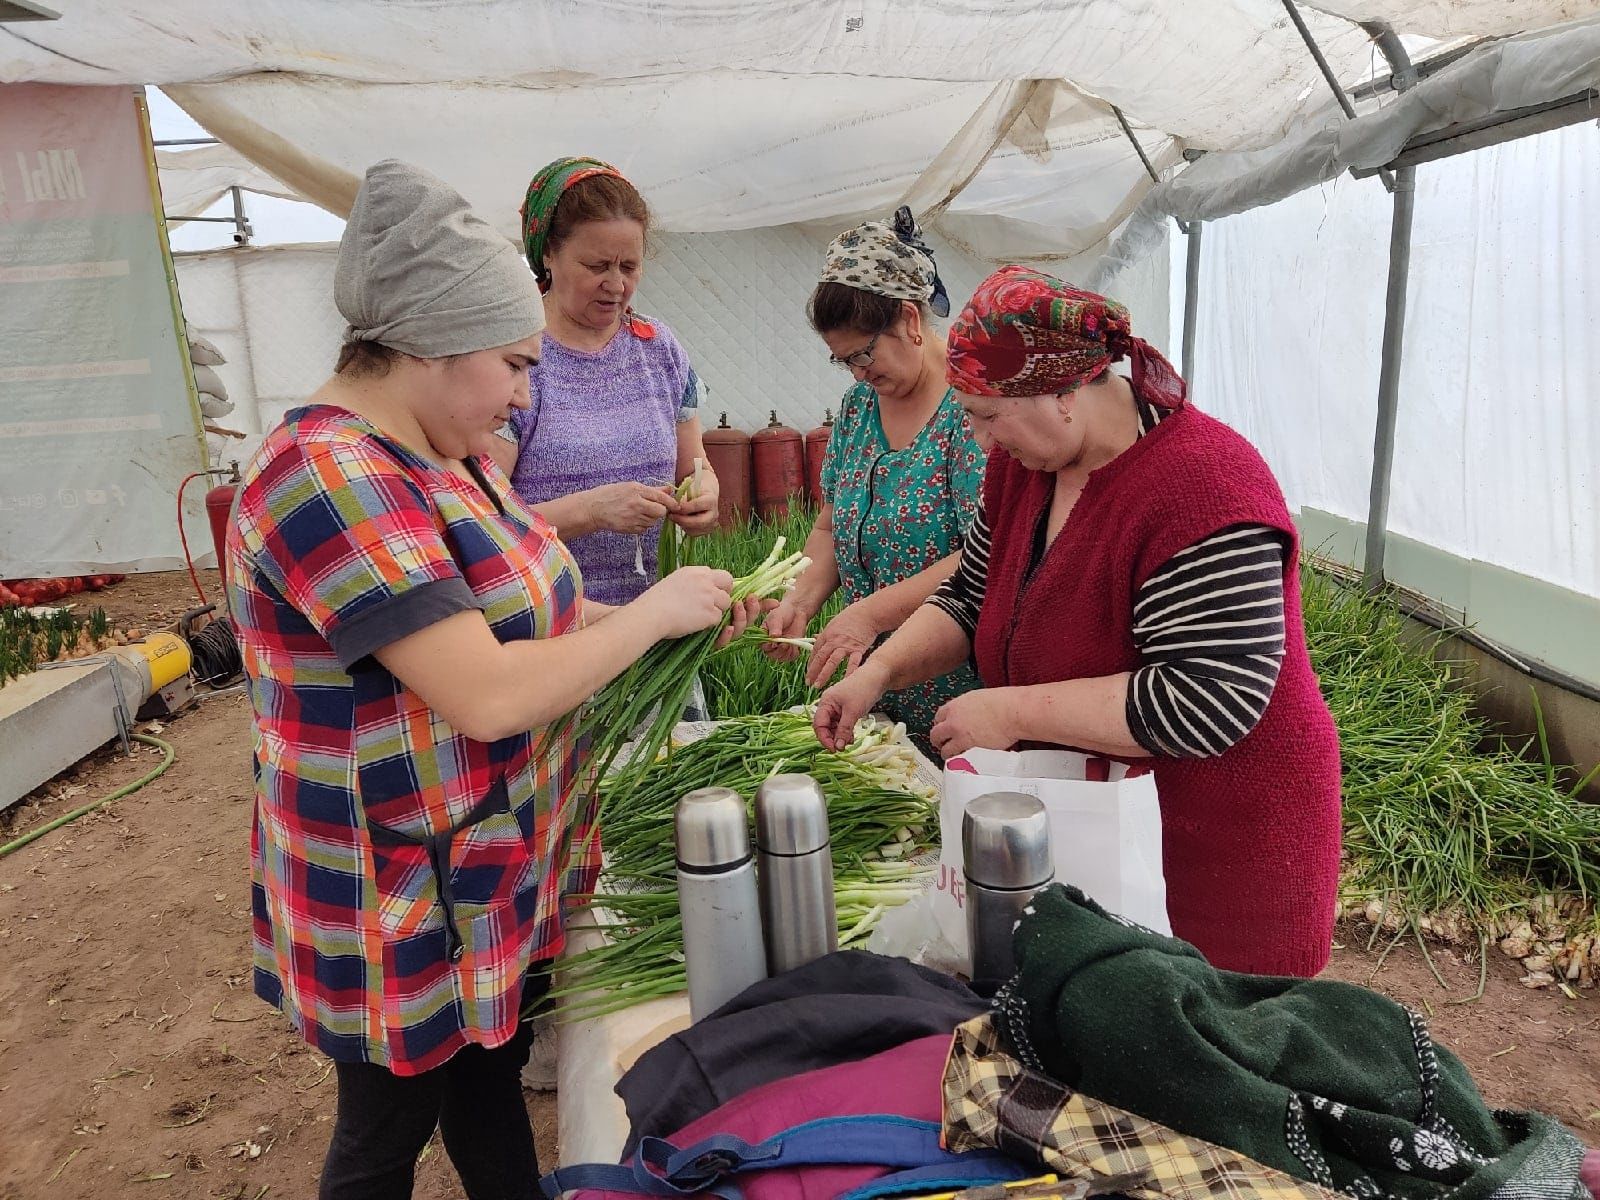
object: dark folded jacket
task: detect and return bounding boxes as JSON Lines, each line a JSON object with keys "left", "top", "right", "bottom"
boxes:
{"left": 998, "top": 885, "right": 1591, "bottom": 1200}
{"left": 616, "top": 950, "right": 984, "bottom": 1155}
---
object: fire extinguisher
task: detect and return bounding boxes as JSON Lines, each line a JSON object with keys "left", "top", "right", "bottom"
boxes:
{"left": 205, "top": 461, "right": 242, "bottom": 602}
{"left": 803, "top": 409, "right": 834, "bottom": 510}
{"left": 702, "top": 413, "right": 752, "bottom": 530}
{"left": 751, "top": 411, "right": 805, "bottom": 522}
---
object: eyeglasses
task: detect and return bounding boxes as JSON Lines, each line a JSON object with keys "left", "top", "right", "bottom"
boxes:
{"left": 828, "top": 324, "right": 892, "bottom": 372}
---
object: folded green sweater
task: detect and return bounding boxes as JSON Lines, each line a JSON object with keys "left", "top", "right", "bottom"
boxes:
{"left": 998, "top": 885, "right": 1590, "bottom": 1200}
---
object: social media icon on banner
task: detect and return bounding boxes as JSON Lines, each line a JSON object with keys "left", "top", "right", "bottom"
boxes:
{"left": 85, "top": 489, "right": 107, "bottom": 506}
{"left": 58, "top": 488, "right": 79, "bottom": 508}
{"left": 110, "top": 484, "right": 127, "bottom": 507}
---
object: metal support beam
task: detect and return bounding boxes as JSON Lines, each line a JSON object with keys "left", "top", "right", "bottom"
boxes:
{"left": 154, "top": 137, "right": 222, "bottom": 148}
{"left": 1349, "top": 37, "right": 1495, "bottom": 101}
{"left": 230, "top": 185, "right": 253, "bottom": 245}
{"left": 166, "top": 188, "right": 253, "bottom": 244}
{"left": 1280, "top": 0, "right": 1358, "bottom": 120}
{"left": 1280, "top": 0, "right": 1395, "bottom": 191}
{"left": 1363, "top": 165, "right": 1415, "bottom": 590}
{"left": 1361, "top": 22, "right": 1417, "bottom": 591}
{"left": 1352, "top": 89, "right": 1600, "bottom": 177}
{"left": 1359, "top": 23, "right": 1418, "bottom": 90}
{"left": 1181, "top": 220, "right": 1203, "bottom": 381}
{"left": 1112, "top": 105, "right": 1187, "bottom": 234}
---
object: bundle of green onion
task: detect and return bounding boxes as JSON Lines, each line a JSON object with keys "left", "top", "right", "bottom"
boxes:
{"left": 688, "top": 506, "right": 846, "bottom": 718}
{"left": 550, "top": 710, "right": 937, "bottom": 1020}
{"left": 579, "top": 536, "right": 811, "bottom": 795}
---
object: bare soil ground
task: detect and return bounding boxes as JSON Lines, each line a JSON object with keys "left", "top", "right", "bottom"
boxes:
{"left": 1, "top": 572, "right": 1594, "bottom": 1199}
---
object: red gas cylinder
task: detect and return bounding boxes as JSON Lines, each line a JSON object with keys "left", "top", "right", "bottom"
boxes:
{"left": 751, "top": 410, "right": 805, "bottom": 522}
{"left": 803, "top": 409, "right": 834, "bottom": 510}
{"left": 206, "top": 463, "right": 242, "bottom": 601}
{"left": 702, "top": 412, "right": 752, "bottom": 530}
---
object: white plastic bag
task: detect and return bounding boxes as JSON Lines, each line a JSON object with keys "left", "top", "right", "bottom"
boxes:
{"left": 931, "top": 748, "right": 1168, "bottom": 973}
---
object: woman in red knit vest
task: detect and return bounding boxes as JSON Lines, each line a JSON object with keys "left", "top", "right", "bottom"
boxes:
{"left": 815, "top": 265, "right": 1343, "bottom": 977}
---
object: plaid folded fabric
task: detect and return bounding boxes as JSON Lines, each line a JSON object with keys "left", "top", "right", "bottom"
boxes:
{"left": 943, "top": 1017, "right": 1345, "bottom": 1200}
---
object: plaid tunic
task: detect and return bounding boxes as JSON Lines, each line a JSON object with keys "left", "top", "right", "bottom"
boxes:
{"left": 226, "top": 405, "right": 598, "bottom": 1075}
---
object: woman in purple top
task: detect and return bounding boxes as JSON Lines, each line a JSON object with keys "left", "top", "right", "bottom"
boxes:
{"left": 489, "top": 158, "right": 719, "bottom": 605}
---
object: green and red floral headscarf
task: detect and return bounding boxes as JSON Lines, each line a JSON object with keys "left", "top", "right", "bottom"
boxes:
{"left": 947, "top": 265, "right": 1186, "bottom": 408}
{"left": 519, "top": 155, "right": 623, "bottom": 292}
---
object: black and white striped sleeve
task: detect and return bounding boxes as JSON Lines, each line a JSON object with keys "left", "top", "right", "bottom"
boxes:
{"left": 1125, "top": 525, "right": 1288, "bottom": 759}
{"left": 925, "top": 509, "right": 991, "bottom": 637}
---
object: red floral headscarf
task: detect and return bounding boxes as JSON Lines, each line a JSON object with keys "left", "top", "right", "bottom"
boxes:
{"left": 946, "top": 265, "right": 1186, "bottom": 409}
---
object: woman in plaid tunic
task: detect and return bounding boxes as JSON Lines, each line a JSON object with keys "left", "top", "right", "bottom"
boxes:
{"left": 226, "top": 161, "right": 758, "bottom": 1199}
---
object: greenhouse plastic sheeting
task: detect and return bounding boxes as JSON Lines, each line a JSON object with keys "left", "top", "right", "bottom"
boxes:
{"left": 9, "top": 2, "right": 1598, "bottom": 265}
{"left": 1097, "top": 15, "right": 1600, "bottom": 282}
{"left": 1182, "top": 121, "right": 1599, "bottom": 602}
{"left": 0, "top": 0, "right": 1508, "bottom": 264}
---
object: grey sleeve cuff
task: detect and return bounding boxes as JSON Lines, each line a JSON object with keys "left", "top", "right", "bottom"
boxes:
{"left": 328, "top": 576, "right": 484, "bottom": 670}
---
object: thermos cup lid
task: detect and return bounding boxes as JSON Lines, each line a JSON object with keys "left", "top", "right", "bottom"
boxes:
{"left": 961, "top": 791, "right": 1053, "bottom": 890}
{"left": 754, "top": 774, "right": 830, "bottom": 856}
{"left": 676, "top": 787, "right": 753, "bottom": 869}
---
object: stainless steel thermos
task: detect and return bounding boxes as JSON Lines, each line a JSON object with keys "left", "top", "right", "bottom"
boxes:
{"left": 675, "top": 787, "right": 769, "bottom": 1021}
{"left": 962, "top": 791, "right": 1054, "bottom": 986}
{"left": 754, "top": 773, "right": 838, "bottom": 975}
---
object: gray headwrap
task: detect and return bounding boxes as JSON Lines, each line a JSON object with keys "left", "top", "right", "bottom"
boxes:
{"left": 818, "top": 206, "right": 950, "bottom": 317}
{"left": 335, "top": 159, "right": 545, "bottom": 359}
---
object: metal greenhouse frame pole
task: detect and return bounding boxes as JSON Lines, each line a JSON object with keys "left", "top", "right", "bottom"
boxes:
{"left": 1113, "top": 106, "right": 1203, "bottom": 377}
{"left": 1359, "top": 22, "right": 1418, "bottom": 590}
{"left": 1181, "top": 219, "right": 1203, "bottom": 380}
{"left": 1364, "top": 163, "right": 1416, "bottom": 589}
{"left": 1279, "top": 0, "right": 1397, "bottom": 192}
{"left": 1280, "top": 3, "right": 1416, "bottom": 589}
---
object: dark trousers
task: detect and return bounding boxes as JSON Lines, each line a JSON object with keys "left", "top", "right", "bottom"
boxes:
{"left": 319, "top": 973, "right": 550, "bottom": 1200}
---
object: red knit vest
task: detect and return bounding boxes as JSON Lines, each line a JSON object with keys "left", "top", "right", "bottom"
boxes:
{"left": 972, "top": 404, "right": 1342, "bottom": 977}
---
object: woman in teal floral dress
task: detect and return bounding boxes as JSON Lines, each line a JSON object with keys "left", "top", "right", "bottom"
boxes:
{"left": 763, "top": 208, "right": 984, "bottom": 749}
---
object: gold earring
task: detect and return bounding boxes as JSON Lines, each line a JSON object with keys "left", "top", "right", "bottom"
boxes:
{"left": 912, "top": 333, "right": 924, "bottom": 346}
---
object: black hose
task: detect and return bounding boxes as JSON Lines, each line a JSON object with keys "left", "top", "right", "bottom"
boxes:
{"left": 187, "top": 615, "right": 243, "bottom": 686}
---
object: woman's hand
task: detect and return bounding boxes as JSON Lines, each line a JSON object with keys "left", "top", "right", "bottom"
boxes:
{"left": 633, "top": 568, "right": 771, "bottom": 649}
{"left": 635, "top": 566, "right": 734, "bottom": 639}
{"left": 806, "top": 600, "right": 880, "bottom": 687}
{"left": 759, "top": 597, "right": 813, "bottom": 662}
{"left": 670, "top": 471, "right": 720, "bottom": 536}
{"left": 929, "top": 689, "right": 1019, "bottom": 760}
{"left": 585, "top": 482, "right": 682, "bottom": 535}
{"left": 715, "top": 596, "right": 774, "bottom": 650}
{"left": 813, "top": 661, "right": 892, "bottom": 751}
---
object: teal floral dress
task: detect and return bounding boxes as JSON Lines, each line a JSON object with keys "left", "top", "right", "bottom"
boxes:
{"left": 819, "top": 381, "right": 985, "bottom": 745}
